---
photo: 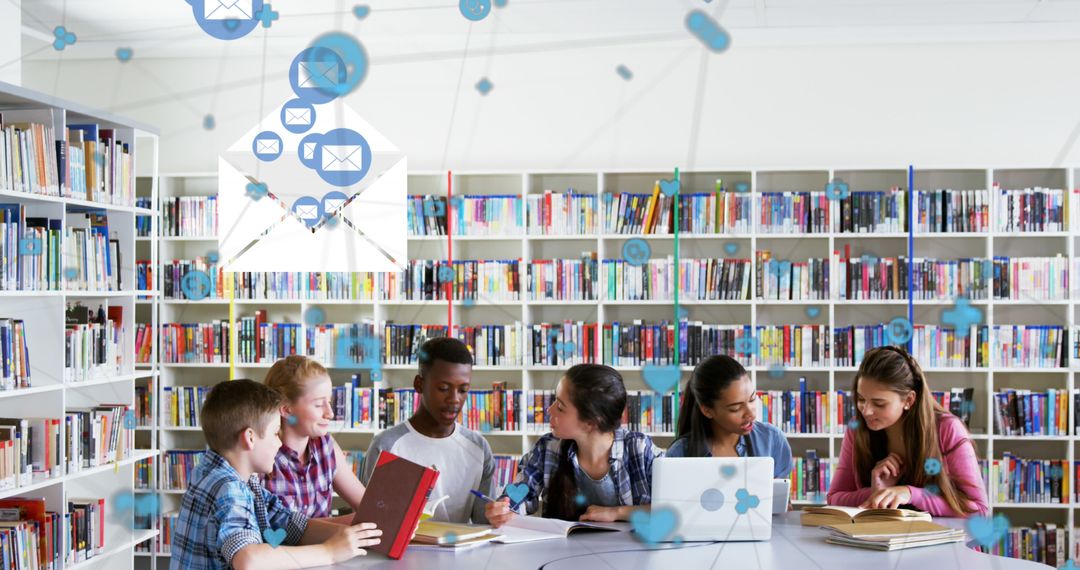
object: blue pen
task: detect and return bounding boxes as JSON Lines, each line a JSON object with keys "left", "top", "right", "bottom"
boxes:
{"left": 470, "top": 489, "right": 498, "bottom": 503}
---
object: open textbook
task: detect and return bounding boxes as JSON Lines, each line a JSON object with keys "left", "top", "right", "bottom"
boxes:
{"left": 491, "top": 516, "right": 626, "bottom": 544}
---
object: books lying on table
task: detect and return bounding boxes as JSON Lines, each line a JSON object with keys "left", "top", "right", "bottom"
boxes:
{"left": 823, "top": 520, "right": 965, "bottom": 551}
{"left": 800, "top": 505, "right": 931, "bottom": 527}
{"left": 490, "top": 516, "right": 624, "bottom": 543}
{"left": 410, "top": 520, "right": 497, "bottom": 551}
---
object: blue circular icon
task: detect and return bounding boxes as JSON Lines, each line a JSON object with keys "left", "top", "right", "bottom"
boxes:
{"left": 622, "top": 238, "right": 650, "bottom": 267}
{"left": 886, "top": 316, "right": 913, "bottom": 345}
{"left": 252, "top": 131, "right": 283, "bottom": 161}
{"left": 700, "top": 488, "right": 725, "bottom": 512}
{"left": 299, "top": 33, "right": 368, "bottom": 101}
{"left": 292, "top": 196, "right": 323, "bottom": 229}
{"left": 180, "top": 270, "right": 212, "bottom": 301}
{"left": 280, "top": 99, "right": 316, "bottom": 134}
{"left": 187, "top": 0, "right": 263, "bottom": 41}
{"left": 303, "top": 307, "right": 326, "bottom": 326}
{"left": 459, "top": 0, "right": 491, "bottom": 21}
{"left": 289, "top": 47, "right": 347, "bottom": 105}
{"left": 322, "top": 190, "right": 349, "bottom": 217}
{"left": 313, "top": 128, "right": 371, "bottom": 187}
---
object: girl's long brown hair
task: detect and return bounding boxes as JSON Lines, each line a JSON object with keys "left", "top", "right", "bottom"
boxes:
{"left": 851, "top": 346, "right": 978, "bottom": 515}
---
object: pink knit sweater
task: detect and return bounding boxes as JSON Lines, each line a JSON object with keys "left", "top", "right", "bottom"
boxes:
{"left": 827, "top": 414, "right": 989, "bottom": 517}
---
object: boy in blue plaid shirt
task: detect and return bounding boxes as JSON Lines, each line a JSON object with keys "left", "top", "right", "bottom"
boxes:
{"left": 170, "top": 379, "right": 382, "bottom": 570}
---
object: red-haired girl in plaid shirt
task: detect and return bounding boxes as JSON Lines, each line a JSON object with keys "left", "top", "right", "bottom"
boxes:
{"left": 263, "top": 355, "right": 368, "bottom": 521}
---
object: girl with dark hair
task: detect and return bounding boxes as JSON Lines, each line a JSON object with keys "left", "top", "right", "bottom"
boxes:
{"left": 666, "top": 355, "right": 793, "bottom": 478}
{"left": 484, "top": 364, "right": 663, "bottom": 527}
{"left": 827, "top": 346, "right": 988, "bottom": 517}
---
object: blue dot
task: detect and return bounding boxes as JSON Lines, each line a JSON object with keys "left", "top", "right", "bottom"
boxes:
{"left": 575, "top": 493, "right": 587, "bottom": 506}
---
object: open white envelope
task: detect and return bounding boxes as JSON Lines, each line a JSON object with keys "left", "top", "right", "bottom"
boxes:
{"left": 218, "top": 101, "right": 406, "bottom": 273}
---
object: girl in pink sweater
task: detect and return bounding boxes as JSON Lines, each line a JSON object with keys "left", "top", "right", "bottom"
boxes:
{"left": 827, "top": 346, "right": 988, "bottom": 517}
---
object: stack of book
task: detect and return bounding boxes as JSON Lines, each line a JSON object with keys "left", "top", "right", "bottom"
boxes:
{"left": 823, "top": 520, "right": 964, "bottom": 552}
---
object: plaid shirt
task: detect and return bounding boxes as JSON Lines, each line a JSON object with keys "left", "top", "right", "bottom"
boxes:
{"left": 264, "top": 434, "right": 338, "bottom": 518}
{"left": 170, "top": 449, "right": 309, "bottom": 570}
{"left": 503, "top": 428, "right": 663, "bottom": 515}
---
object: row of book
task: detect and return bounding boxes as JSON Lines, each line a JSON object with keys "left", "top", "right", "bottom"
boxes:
{"left": 63, "top": 211, "right": 121, "bottom": 292}
{"left": 398, "top": 187, "right": 1072, "bottom": 236}
{"left": 755, "top": 384, "right": 855, "bottom": 435}
{"left": 64, "top": 320, "right": 121, "bottom": 384}
{"left": 0, "top": 496, "right": 106, "bottom": 570}
{"left": 994, "top": 187, "right": 1065, "bottom": 233}
{"left": 0, "top": 206, "right": 59, "bottom": 291}
{"left": 755, "top": 252, "right": 829, "bottom": 301}
{"left": 0, "top": 118, "right": 134, "bottom": 206}
{"left": 161, "top": 386, "right": 211, "bottom": 428}
{"left": 386, "top": 259, "right": 522, "bottom": 301}
{"left": 0, "top": 408, "right": 134, "bottom": 490}
{"left": 136, "top": 197, "right": 153, "bottom": 237}
{"left": 599, "top": 257, "right": 752, "bottom": 301}
{"left": 528, "top": 190, "right": 596, "bottom": 236}
{"left": 791, "top": 450, "right": 833, "bottom": 502}
{"left": 981, "top": 454, "right": 1069, "bottom": 504}
{"left": 914, "top": 189, "right": 990, "bottom": 233}
{"left": 147, "top": 318, "right": 1073, "bottom": 370}
{"left": 0, "top": 320, "right": 30, "bottom": 391}
{"left": 993, "top": 389, "right": 1070, "bottom": 437}
{"left": 161, "top": 196, "right": 217, "bottom": 237}
{"left": 151, "top": 253, "right": 1080, "bottom": 304}
{"left": 974, "top": 523, "right": 1068, "bottom": 568}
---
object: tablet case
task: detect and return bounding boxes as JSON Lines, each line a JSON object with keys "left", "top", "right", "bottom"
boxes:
{"left": 351, "top": 451, "right": 439, "bottom": 559}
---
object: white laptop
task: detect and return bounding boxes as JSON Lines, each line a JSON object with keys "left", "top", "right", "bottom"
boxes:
{"left": 651, "top": 457, "right": 774, "bottom": 541}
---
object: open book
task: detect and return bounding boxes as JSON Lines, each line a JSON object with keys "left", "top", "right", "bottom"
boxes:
{"left": 800, "top": 505, "right": 932, "bottom": 527}
{"left": 491, "top": 516, "right": 625, "bottom": 544}
{"left": 822, "top": 520, "right": 965, "bottom": 552}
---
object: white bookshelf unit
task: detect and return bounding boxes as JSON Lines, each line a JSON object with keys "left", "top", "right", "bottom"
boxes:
{"left": 138, "top": 167, "right": 1078, "bottom": 565}
{"left": 0, "top": 79, "right": 160, "bottom": 570}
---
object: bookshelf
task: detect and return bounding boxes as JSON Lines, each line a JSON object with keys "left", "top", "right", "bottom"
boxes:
{"left": 0, "top": 79, "right": 161, "bottom": 569}
{"left": 138, "top": 166, "right": 1077, "bottom": 566}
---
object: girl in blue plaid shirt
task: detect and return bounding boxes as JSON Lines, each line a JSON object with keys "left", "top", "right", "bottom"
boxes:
{"left": 485, "top": 364, "right": 664, "bottom": 526}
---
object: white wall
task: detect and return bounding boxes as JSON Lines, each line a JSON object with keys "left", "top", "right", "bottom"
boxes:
{"left": 20, "top": 38, "right": 1080, "bottom": 174}
{"left": 1, "top": 0, "right": 21, "bottom": 85}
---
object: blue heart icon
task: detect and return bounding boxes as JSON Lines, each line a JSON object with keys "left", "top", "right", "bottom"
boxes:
{"left": 263, "top": 527, "right": 287, "bottom": 547}
{"left": 115, "top": 47, "right": 133, "bottom": 62}
{"left": 631, "top": 507, "right": 677, "bottom": 544}
{"left": 353, "top": 4, "right": 370, "bottom": 19}
{"left": 659, "top": 178, "right": 680, "bottom": 197}
{"left": 720, "top": 465, "right": 737, "bottom": 479}
{"left": 806, "top": 306, "right": 821, "bottom": 318}
{"left": 724, "top": 242, "right": 738, "bottom": 255}
{"left": 966, "top": 514, "right": 1008, "bottom": 548}
{"left": 734, "top": 181, "right": 750, "bottom": 193}
{"left": 643, "top": 364, "right": 680, "bottom": 394}
{"left": 505, "top": 483, "right": 529, "bottom": 505}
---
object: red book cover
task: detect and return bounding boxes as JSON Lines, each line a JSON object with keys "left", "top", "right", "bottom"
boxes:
{"left": 0, "top": 498, "right": 47, "bottom": 566}
{"left": 352, "top": 451, "right": 438, "bottom": 559}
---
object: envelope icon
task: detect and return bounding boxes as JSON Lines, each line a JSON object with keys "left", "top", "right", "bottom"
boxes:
{"left": 218, "top": 100, "right": 407, "bottom": 273}
{"left": 295, "top": 205, "right": 319, "bottom": 219}
{"left": 299, "top": 61, "right": 340, "bottom": 88}
{"left": 205, "top": 0, "right": 253, "bottom": 20}
{"left": 285, "top": 108, "right": 312, "bottom": 125}
{"left": 256, "top": 138, "right": 280, "bottom": 155}
{"left": 322, "top": 145, "right": 362, "bottom": 172}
